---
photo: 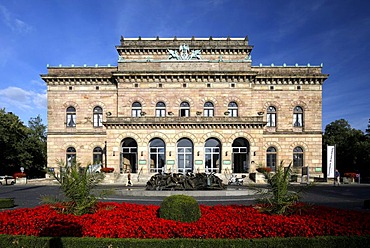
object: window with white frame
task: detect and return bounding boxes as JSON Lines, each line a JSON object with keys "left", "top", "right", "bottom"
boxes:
{"left": 66, "top": 147, "right": 76, "bottom": 166}
{"left": 293, "top": 146, "right": 304, "bottom": 167}
{"left": 93, "top": 106, "right": 103, "bottom": 127}
{"left": 267, "top": 106, "right": 276, "bottom": 127}
{"left": 228, "top": 101, "right": 238, "bottom": 117}
{"left": 149, "top": 138, "right": 165, "bottom": 173}
{"left": 131, "top": 102, "right": 142, "bottom": 117}
{"left": 179, "top": 102, "right": 190, "bottom": 117}
{"left": 293, "top": 106, "right": 304, "bottom": 127}
{"left": 266, "top": 147, "right": 277, "bottom": 171}
{"left": 155, "top": 102, "right": 166, "bottom": 117}
{"left": 204, "top": 138, "right": 221, "bottom": 173}
{"left": 93, "top": 147, "right": 103, "bottom": 165}
{"left": 66, "top": 106, "right": 76, "bottom": 127}
{"left": 203, "top": 102, "right": 214, "bottom": 117}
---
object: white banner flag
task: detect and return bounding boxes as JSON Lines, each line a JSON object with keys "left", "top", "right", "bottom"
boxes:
{"left": 327, "top": 145, "right": 335, "bottom": 178}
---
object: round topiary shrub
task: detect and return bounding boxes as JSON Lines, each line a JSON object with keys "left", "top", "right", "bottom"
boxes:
{"left": 159, "top": 194, "right": 201, "bottom": 222}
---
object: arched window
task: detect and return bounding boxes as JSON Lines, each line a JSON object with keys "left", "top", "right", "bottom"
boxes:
{"left": 93, "top": 147, "right": 103, "bottom": 165}
{"left": 177, "top": 138, "right": 193, "bottom": 173}
{"left": 293, "top": 106, "right": 304, "bottom": 127}
{"left": 132, "top": 102, "right": 142, "bottom": 117}
{"left": 266, "top": 147, "right": 277, "bottom": 171}
{"left": 66, "top": 147, "right": 76, "bottom": 166}
{"left": 267, "top": 106, "right": 276, "bottom": 127}
{"left": 228, "top": 102, "right": 238, "bottom": 117}
{"left": 66, "top": 106, "right": 76, "bottom": 127}
{"left": 205, "top": 138, "right": 221, "bottom": 173}
{"left": 155, "top": 102, "right": 166, "bottom": 117}
{"left": 93, "top": 106, "right": 103, "bottom": 127}
{"left": 293, "top": 146, "right": 304, "bottom": 167}
{"left": 179, "top": 102, "right": 190, "bottom": 117}
{"left": 203, "top": 102, "right": 214, "bottom": 117}
{"left": 149, "top": 138, "right": 166, "bottom": 173}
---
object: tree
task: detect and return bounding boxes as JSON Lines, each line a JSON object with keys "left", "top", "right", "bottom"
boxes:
{"left": 0, "top": 109, "right": 47, "bottom": 177}
{"left": 24, "top": 116, "right": 47, "bottom": 177}
{"left": 323, "top": 119, "right": 370, "bottom": 179}
{"left": 0, "top": 109, "right": 29, "bottom": 175}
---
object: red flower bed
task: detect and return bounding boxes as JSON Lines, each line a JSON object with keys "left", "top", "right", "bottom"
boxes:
{"left": 256, "top": 167, "right": 272, "bottom": 173}
{"left": 100, "top": 167, "right": 114, "bottom": 173}
{"left": 0, "top": 203, "right": 369, "bottom": 238}
{"left": 344, "top": 172, "right": 357, "bottom": 179}
{"left": 13, "top": 172, "right": 26, "bottom": 178}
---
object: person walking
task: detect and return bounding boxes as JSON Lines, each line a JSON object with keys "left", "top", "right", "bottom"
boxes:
{"left": 334, "top": 169, "right": 340, "bottom": 186}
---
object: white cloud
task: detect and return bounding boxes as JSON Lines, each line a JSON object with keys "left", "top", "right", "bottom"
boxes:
{"left": 0, "top": 4, "right": 33, "bottom": 33}
{"left": 0, "top": 86, "right": 46, "bottom": 111}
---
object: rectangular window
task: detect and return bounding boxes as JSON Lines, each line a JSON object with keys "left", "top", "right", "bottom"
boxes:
{"left": 156, "top": 109, "right": 166, "bottom": 117}
{"left": 93, "top": 114, "right": 103, "bottom": 127}
{"left": 132, "top": 109, "right": 141, "bottom": 117}
{"left": 180, "top": 109, "right": 190, "bottom": 117}
{"left": 267, "top": 113, "right": 276, "bottom": 127}
{"left": 293, "top": 114, "right": 303, "bottom": 127}
{"left": 66, "top": 114, "right": 76, "bottom": 127}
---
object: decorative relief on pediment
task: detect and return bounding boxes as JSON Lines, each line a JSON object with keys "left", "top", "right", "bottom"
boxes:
{"left": 168, "top": 44, "right": 201, "bottom": 60}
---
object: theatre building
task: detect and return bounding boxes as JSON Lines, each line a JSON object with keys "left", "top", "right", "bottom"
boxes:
{"left": 41, "top": 36, "right": 328, "bottom": 183}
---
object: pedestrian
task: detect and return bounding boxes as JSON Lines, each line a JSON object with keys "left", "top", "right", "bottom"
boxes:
{"left": 334, "top": 169, "right": 340, "bottom": 186}
{"left": 126, "top": 171, "right": 133, "bottom": 187}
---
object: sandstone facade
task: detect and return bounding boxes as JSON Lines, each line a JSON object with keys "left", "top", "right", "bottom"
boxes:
{"left": 41, "top": 37, "right": 328, "bottom": 181}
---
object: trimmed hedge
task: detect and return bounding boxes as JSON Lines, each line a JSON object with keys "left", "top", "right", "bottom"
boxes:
{"left": 159, "top": 194, "right": 201, "bottom": 222}
{"left": 0, "top": 235, "right": 369, "bottom": 248}
{"left": 0, "top": 198, "right": 14, "bottom": 209}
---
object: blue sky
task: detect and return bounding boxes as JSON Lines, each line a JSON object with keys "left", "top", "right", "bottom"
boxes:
{"left": 0, "top": 0, "right": 369, "bottom": 131}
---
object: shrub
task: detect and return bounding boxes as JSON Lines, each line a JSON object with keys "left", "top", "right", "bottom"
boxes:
{"left": 0, "top": 198, "right": 14, "bottom": 209}
{"left": 257, "top": 161, "right": 301, "bottom": 215}
{"left": 43, "top": 159, "right": 105, "bottom": 215}
{"left": 159, "top": 195, "right": 201, "bottom": 222}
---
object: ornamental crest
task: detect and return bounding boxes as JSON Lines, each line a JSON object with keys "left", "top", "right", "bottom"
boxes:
{"left": 168, "top": 44, "right": 201, "bottom": 60}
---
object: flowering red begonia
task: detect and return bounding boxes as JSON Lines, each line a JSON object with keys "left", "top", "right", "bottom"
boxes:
{"left": 0, "top": 202, "right": 369, "bottom": 238}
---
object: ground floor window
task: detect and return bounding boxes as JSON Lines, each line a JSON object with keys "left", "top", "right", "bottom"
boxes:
{"left": 66, "top": 147, "right": 76, "bottom": 166}
{"left": 293, "top": 146, "right": 304, "bottom": 167}
{"left": 149, "top": 138, "right": 165, "bottom": 173}
{"left": 204, "top": 138, "right": 221, "bottom": 173}
{"left": 266, "top": 147, "right": 277, "bottom": 171}
{"left": 177, "top": 138, "right": 193, "bottom": 174}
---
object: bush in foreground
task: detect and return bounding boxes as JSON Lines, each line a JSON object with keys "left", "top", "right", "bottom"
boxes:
{"left": 159, "top": 195, "right": 201, "bottom": 222}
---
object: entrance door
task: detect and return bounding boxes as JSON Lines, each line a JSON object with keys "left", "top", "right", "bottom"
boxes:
{"left": 120, "top": 138, "right": 138, "bottom": 173}
{"left": 232, "top": 138, "right": 250, "bottom": 173}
